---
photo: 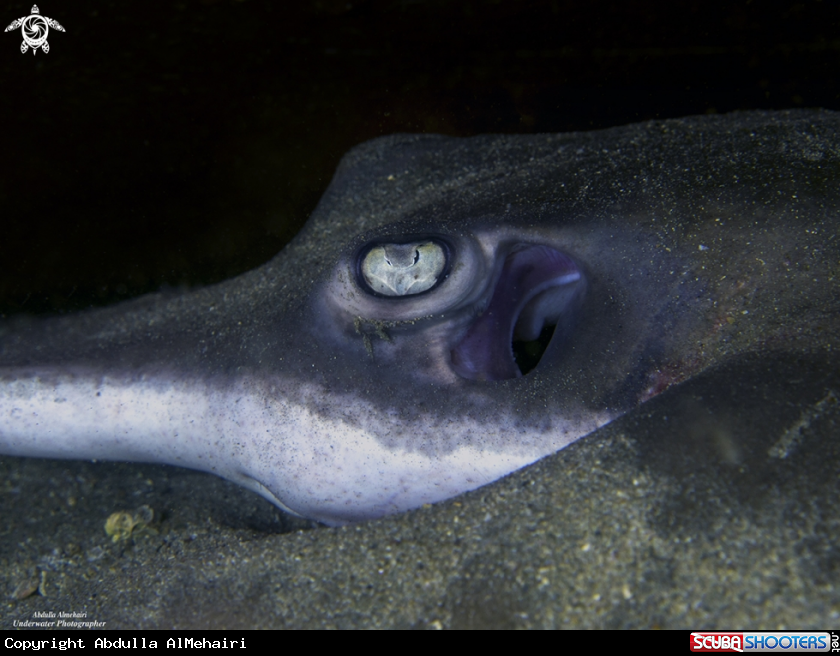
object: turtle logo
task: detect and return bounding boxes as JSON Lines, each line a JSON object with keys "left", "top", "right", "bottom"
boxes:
{"left": 5, "top": 5, "right": 65, "bottom": 55}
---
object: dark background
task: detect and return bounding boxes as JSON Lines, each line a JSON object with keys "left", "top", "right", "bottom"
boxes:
{"left": 0, "top": 0, "right": 837, "bottom": 316}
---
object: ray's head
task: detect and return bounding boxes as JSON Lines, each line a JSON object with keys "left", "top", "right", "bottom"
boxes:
{"left": 247, "top": 218, "right": 616, "bottom": 524}
{"left": 316, "top": 222, "right": 588, "bottom": 386}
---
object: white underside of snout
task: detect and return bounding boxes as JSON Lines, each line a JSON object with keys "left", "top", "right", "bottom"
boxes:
{"left": 0, "top": 370, "right": 613, "bottom": 525}
{"left": 229, "top": 382, "right": 614, "bottom": 524}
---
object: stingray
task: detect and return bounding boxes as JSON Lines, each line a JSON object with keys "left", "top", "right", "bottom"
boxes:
{"left": 1, "top": 110, "right": 838, "bottom": 526}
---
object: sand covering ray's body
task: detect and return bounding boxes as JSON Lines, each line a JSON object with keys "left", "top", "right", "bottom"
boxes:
{"left": 1, "top": 110, "right": 838, "bottom": 525}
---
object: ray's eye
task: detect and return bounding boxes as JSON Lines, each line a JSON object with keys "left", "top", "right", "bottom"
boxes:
{"left": 360, "top": 240, "right": 448, "bottom": 296}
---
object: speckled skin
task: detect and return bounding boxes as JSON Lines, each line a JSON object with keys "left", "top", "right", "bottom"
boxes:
{"left": 1, "top": 111, "right": 838, "bottom": 526}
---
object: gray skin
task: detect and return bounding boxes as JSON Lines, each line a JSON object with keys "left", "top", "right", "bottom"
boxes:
{"left": 1, "top": 109, "right": 838, "bottom": 526}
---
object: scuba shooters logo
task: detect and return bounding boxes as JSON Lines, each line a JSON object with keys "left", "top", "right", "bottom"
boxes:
{"left": 690, "top": 632, "right": 835, "bottom": 653}
{"left": 691, "top": 634, "right": 745, "bottom": 652}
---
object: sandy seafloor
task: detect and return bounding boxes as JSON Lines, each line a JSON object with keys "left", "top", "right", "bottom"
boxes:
{"left": 2, "top": 352, "right": 838, "bottom": 629}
